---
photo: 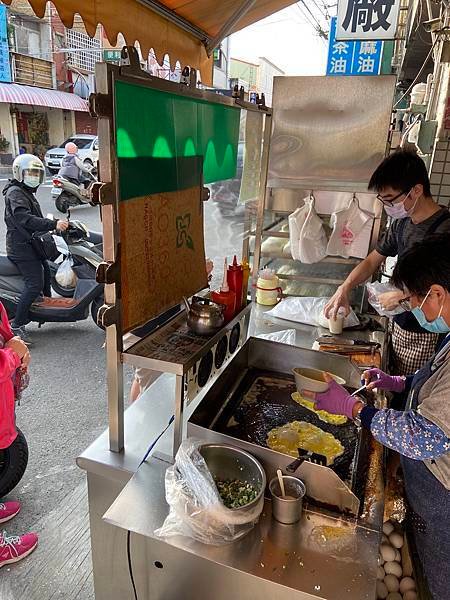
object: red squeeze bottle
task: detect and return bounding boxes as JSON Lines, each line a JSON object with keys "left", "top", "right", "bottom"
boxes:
{"left": 227, "top": 255, "right": 243, "bottom": 316}
{"left": 211, "top": 258, "right": 236, "bottom": 323}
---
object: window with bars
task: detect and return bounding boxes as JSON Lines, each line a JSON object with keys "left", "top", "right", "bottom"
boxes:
{"left": 65, "top": 29, "right": 101, "bottom": 73}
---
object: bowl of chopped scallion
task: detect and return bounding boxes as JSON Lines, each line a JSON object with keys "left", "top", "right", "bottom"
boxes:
{"left": 199, "top": 444, "right": 266, "bottom": 512}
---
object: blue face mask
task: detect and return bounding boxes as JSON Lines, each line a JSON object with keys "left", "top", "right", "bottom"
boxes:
{"left": 412, "top": 289, "right": 450, "bottom": 334}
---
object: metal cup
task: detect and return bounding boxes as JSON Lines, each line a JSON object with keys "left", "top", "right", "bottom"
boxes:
{"left": 269, "top": 475, "right": 306, "bottom": 524}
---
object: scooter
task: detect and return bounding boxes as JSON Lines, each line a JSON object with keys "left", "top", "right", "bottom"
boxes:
{"left": 51, "top": 170, "right": 97, "bottom": 214}
{"left": 47, "top": 218, "right": 103, "bottom": 298}
{"left": 0, "top": 427, "right": 28, "bottom": 497}
{"left": 0, "top": 224, "right": 104, "bottom": 330}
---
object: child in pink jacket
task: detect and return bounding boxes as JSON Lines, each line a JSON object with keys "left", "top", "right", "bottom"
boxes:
{"left": 0, "top": 301, "right": 38, "bottom": 567}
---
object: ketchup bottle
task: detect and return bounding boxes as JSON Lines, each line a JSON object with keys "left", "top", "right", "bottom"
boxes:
{"left": 227, "top": 255, "right": 243, "bottom": 316}
{"left": 211, "top": 259, "right": 236, "bottom": 323}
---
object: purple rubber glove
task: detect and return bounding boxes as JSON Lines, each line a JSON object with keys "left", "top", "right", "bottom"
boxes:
{"left": 310, "top": 379, "right": 358, "bottom": 420}
{"left": 362, "top": 368, "right": 405, "bottom": 393}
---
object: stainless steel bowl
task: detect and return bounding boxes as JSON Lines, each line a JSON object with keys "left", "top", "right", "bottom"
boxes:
{"left": 199, "top": 443, "right": 266, "bottom": 511}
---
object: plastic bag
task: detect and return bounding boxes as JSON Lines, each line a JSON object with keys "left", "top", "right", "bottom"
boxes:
{"left": 257, "top": 328, "right": 296, "bottom": 345}
{"left": 154, "top": 439, "right": 264, "bottom": 545}
{"left": 55, "top": 257, "right": 77, "bottom": 288}
{"left": 288, "top": 203, "right": 309, "bottom": 261}
{"left": 366, "top": 281, "right": 405, "bottom": 317}
{"left": 266, "top": 296, "right": 360, "bottom": 328}
{"left": 299, "top": 198, "right": 327, "bottom": 264}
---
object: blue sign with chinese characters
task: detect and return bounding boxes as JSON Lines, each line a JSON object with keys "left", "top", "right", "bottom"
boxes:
{"left": 326, "top": 17, "right": 383, "bottom": 76}
{"left": 0, "top": 4, "right": 11, "bottom": 83}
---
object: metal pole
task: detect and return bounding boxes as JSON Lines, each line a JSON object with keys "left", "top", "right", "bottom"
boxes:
{"left": 173, "top": 374, "right": 185, "bottom": 459}
{"left": 251, "top": 113, "right": 272, "bottom": 299}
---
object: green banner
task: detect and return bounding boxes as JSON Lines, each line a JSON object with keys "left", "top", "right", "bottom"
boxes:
{"left": 115, "top": 80, "right": 240, "bottom": 200}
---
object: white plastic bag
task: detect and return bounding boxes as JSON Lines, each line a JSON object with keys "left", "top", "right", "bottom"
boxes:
{"left": 299, "top": 198, "right": 327, "bottom": 264}
{"left": 366, "top": 281, "right": 405, "bottom": 317}
{"left": 257, "top": 329, "right": 296, "bottom": 345}
{"left": 154, "top": 439, "right": 264, "bottom": 545}
{"left": 55, "top": 257, "right": 77, "bottom": 288}
{"left": 288, "top": 203, "right": 309, "bottom": 260}
{"left": 327, "top": 198, "right": 373, "bottom": 259}
{"left": 266, "top": 296, "right": 360, "bottom": 329}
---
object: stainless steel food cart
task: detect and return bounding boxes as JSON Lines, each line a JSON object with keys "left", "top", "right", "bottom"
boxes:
{"left": 78, "top": 51, "right": 396, "bottom": 599}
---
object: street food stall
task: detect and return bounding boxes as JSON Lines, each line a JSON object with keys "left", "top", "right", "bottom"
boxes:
{"left": 68, "top": 34, "right": 407, "bottom": 597}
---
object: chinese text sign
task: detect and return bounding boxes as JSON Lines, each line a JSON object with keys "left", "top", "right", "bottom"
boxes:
{"left": 0, "top": 5, "right": 11, "bottom": 83}
{"left": 336, "top": 0, "right": 400, "bottom": 40}
{"left": 327, "top": 17, "right": 382, "bottom": 76}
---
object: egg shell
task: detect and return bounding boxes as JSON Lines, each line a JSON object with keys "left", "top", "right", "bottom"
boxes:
{"left": 394, "top": 550, "right": 401, "bottom": 562}
{"left": 382, "top": 534, "right": 389, "bottom": 543}
{"left": 376, "top": 580, "right": 388, "bottom": 599}
{"left": 377, "top": 566, "right": 385, "bottom": 580}
{"left": 384, "top": 561, "right": 402, "bottom": 578}
{"left": 399, "top": 577, "right": 416, "bottom": 594}
{"left": 403, "top": 591, "right": 417, "bottom": 600}
{"left": 383, "top": 521, "right": 395, "bottom": 536}
{"left": 386, "top": 593, "right": 402, "bottom": 600}
{"left": 389, "top": 532, "right": 404, "bottom": 549}
{"left": 380, "top": 543, "right": 396, "bottom": 563}
{"left": 378, "top": 554, "right": 385, "bottom": 566}
{"left": 384, "top": 574, "right": 400, "bottom": 593}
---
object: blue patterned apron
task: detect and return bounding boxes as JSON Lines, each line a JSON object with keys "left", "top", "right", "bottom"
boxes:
{"left": 401, "top": 333, "right": 450, "bottom": 599}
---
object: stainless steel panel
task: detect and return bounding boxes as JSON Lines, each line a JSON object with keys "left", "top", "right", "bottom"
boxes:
{"left": 104, "top": 459, "right": 379, "bottom": 600}
{"left": 268, "top": 75, "right": 396, "bottom": 191}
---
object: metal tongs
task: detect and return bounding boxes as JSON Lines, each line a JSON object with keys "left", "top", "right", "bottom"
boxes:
{"left": 285, "top": 448, "right": 327, "bottom": 473}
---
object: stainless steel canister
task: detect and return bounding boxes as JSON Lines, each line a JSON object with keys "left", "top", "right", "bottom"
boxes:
{"left": 269, "top": 476, "right": 306, "bottom": 524}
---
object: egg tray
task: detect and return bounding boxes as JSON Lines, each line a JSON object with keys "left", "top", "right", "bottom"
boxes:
{"left": 213, "top": 369, "right": 361, "bottom": 484}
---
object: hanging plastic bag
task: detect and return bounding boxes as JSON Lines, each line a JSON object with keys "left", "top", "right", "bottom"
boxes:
{"left": 266, "top": 296, "right": 360, "bottom": 328}
{"left": 154, "top": 439, "right": 264, "bottom": 545}
{"left": 55, "top": 257, "right": 77, "bottom": 288}
{"left": 298, "top": 197, "right": 327, "bottom": 264}
{"left": 366, "top": 281, "right": 406, "bottom": 317}
{"left": 288, "top": 202, "right": 310, "bottom": 260}
{"left": 327, "top": 198, "right": 373, "bottom": 259}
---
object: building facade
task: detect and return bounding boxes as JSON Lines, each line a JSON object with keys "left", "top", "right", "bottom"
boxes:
{"left": 0, "top": 1, "right": 96, "bottom": 166}
{"left": 229, "top": 56, "right": 284, "bottom": 105}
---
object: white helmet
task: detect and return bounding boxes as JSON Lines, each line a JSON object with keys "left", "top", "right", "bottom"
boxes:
{"left": 12, "top": 154, "right": 45, "bottom": 189}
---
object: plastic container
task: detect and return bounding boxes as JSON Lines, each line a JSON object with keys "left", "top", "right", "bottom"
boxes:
{"left": 328, "top": 307, "right": 345, "bottom": 334}
{"left": 269, "top": 476, "right": 306, "bottom": 524}
{"left": 256, "top": 268, "right": 282, "bottom": 306}
{"left": 211, "top": 258, "right": 236, "bottom": 323}
{"left": 227, "top": 255, "right": 243, "bottom": 316}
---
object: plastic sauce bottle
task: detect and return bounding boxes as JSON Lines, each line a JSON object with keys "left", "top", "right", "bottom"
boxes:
{"left": 227, "top": 255, "right": 243, "bottom": 316}
{"left": 241, "top": 258, "right": 250, "bottom": 309}
{"left": 256, "top": 268, "right": 282, "bottom": 306}
{"left": 211, "top": 259, "right": 236, "bottom": 323}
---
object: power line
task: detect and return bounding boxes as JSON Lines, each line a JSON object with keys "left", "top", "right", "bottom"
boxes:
{"left": 296, "top": 2, "right": 328, "bottom": 39}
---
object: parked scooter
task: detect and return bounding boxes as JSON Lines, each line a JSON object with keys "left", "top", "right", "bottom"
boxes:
{"left": 48, "top": 218, "right": 103, "bottom": 298}
{"left": 51, "top": 169, "right": 97, "bottom": 214}
{"left": 0, "top": 222, "right": 104, "bottom": 329}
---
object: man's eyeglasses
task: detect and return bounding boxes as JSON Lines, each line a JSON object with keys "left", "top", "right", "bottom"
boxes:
{"left": 399, "top": 297, "right": 412, "bottom": 311}
{"left": 376, "top": 190, "right": 409, "bottom": 207}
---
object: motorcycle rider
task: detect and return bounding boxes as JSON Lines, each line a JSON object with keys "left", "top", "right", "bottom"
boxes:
{"left": 3, "top": 154, "right": 68, "bottom": 343}
{"left": 58, "top": 142, "right": 93, "bottom": 187}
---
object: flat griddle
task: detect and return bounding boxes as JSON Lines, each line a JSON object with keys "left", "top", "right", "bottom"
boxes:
{"left": 213, "top": 369, "right": 360, "bottom": 483}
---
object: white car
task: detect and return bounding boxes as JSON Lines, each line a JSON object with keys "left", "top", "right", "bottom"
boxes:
{"left": 45, "top": 134, "right": 99, "bottom": 174}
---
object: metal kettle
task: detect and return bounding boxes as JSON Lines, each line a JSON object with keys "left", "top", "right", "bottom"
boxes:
{"left": 183, "top": 296, "right": 225, "bottom": 335}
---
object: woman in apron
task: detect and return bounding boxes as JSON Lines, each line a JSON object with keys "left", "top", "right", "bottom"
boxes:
{"left": 303, "top": 234, "right": 450, "bottom": 599}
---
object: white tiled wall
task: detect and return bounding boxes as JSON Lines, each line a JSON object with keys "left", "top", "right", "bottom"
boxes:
{"left": 430, "top": 140, "right": 450, "bottom": 207}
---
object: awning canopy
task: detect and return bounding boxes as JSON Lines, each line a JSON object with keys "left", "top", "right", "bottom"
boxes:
{"left": 2, "top": 0, "right": 296, "bottom": 85}
{"left": 0, "top": 82, "right": 89, "bottom": 111}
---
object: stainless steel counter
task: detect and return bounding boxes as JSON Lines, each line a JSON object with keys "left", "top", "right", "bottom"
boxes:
{"left": 78, "top": 303, "right": 387, "bottom": 600}
{"left": 103, "top": 458, "right": 379, "bottom": 600}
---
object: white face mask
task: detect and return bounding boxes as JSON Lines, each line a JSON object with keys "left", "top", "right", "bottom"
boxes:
{"left": 23, "top": 174, "right": 42, "bottom": 188}
{"left": 383, "top": 190, "right": 419, "bottom": 220}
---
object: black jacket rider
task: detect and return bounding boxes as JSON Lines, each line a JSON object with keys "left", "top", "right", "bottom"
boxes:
{"left": 3, "top": 180, "right": 58, "bottom": 261}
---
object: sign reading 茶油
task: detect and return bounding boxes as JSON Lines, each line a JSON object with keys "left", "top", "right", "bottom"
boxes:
{"left": 327, "top": 18, "right": 383, "bottom": 76}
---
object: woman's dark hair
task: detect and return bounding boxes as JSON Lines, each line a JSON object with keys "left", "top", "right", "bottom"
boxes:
{"left": 392, "top": 234, "right": 450, "bottom": 295}
{"left": 368, "top": 150, "right": 431, "bottom": 197}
